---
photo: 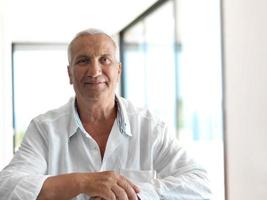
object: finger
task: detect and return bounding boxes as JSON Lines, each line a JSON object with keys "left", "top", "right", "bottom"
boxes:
{"left": 120, "top": 175, "right": 140, "bottom": 193}
{"left": 90, "top": 197, "right": 100, "bottom": 200}
{"left": 117, "top": 179, "right": 138, "bottom": 200}
{"left": 125, "top": 179, "right": 140, "bottom": 193}
{"left": 98, "top": 187, "right": 116, "bottom": 200}
{"left": 112, "top": 185, "right": 128, "bottom": 200}
{"left": 120, "top": 176, "right": 140, "bottom": 193}
{"left": 90, "top": 197, "right": 102, "bottom": 200}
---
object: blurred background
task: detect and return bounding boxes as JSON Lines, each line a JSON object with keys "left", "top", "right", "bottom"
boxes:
{"left": 1, "top": 0, "right": 267, "bottom": 200}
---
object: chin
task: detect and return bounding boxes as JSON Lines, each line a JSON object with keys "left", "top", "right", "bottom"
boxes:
{"left": 85, "top": 93, "right": 113, "bottom": 102}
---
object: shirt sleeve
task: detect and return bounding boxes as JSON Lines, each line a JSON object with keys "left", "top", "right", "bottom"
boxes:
{"left": 0, "top": 119, "right": 50, "bottom": 200}
{"left": 138, "top": 124, "right": 212, "bottom": 200}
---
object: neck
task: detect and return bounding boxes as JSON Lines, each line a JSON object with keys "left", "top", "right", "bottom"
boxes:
{"left": 76, "top": 95, "right": 117, "bottom": 123}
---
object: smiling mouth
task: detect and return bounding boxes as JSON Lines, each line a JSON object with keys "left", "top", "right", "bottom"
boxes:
{"left": 84, "top": 82, "right": 106, "bottom": 88}
{"left": 85, "top": 81, "right": 105, "bottom": 84}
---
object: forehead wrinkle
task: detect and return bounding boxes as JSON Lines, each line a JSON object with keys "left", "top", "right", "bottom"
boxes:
{"left": 73, "top": 48, "right": 114, "bottom": 59}
{"left": 70, "top": 35, "right": 116, "bottom": 62}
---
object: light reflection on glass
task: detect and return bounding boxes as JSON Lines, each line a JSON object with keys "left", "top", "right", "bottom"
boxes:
{"left": 122, "top": 0, "right": 224, "bottom": 199}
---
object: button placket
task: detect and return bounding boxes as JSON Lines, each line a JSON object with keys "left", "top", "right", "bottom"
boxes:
{"left": 89, "top": 139, "right": 102, "bottom": 169}
{"left": 82, "top": 131, "right": 102, "bottom": 170}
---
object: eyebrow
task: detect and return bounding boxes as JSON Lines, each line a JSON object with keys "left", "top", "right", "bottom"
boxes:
{"left": 73, "top": 52, "right": 115, "bottom": 63}
{"left": 74, "top": 55, "right": 89, "bottom": 60}
{"left": 76, "top": 53, "right": 112, "bottom": 58}
{"left": 100, "top": 53, "right": 113, "bottom": 57}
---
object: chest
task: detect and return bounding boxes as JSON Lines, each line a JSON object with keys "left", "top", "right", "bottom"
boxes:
{"left": 83, "top": 119, "right": 114, "bottom": 158}
{"left": 48, "top": 120, "right": 157, "bottom": 174}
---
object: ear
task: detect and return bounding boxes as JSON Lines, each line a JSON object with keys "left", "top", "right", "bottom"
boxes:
{"left": 117, "top": 62, "right": 122, "bottom": 82}
{"left": 67, "top": 66, "right": 73, "bottom": 84}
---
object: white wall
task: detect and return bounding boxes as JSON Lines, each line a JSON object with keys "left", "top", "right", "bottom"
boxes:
{"left": 0, "top": 0, "right": 13, "bottom": 168}
{"left": 8, "top": 0, "right": 156, "bottom": 42}
{"left": 223, "top": 0, "right": 267, "bottom": 199}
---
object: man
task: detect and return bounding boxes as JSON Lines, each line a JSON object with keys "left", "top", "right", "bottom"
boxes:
{"left": 0, "top": 28, "right": 211, "bottom": 200}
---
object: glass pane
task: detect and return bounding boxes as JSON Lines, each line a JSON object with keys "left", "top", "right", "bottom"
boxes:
{"left": 123, "top": 1, "right": 176, "bottom": 135}
{"left": 122, "top": 0, "right": 224, "bottom": 199}
{"left": 175, "top": 0, "right": 224, "bottom": 199}
{"left": 123, "top": 21, "right": 146, "bottom": 107}
{"left": 144, "top": 2, "right": 176, "bottom": 135}
{"left": 13, "top": 44, "right": 74, "bottom": 150}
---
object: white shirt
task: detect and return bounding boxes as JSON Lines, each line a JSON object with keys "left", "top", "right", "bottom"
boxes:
{"left": 0, "top": 96, "right": 212, "bottom": 200}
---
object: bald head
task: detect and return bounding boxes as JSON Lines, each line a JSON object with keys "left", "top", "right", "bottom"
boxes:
{"left": 67, "top": 28, "right": 118, "bottom": 64}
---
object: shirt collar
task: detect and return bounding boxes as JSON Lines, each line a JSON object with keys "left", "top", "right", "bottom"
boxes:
{"left": 69, "top": 95, "right": 132, "bottom": 139}
{"left": 115, "top": 95, "right": 132, "bottom": 137}
{"left": 68, "top": 97, "right": 79, "bottom": 138}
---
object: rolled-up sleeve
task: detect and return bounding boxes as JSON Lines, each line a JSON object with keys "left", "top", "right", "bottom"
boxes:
{"left": 138, "top": 124, "right": 212, "bottom": 200}
{"left": 136, "top": 167, "right": 211, "bottom": 200}
{"left": 0, "top": 119, "right": 50, "bottom": 200}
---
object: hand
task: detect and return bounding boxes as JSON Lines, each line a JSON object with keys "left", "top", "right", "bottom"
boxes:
{"left": 90, "top": 196, "right": 141, "bottom": 200}
{"left": 81, "top": 171, "right": 140, "bottom": 200}
{"left": 90, "top": 195, "right": 141, "bottom": 200}
{"left": 90, "top": 197, "right": 103, "bottom": 200}
{"left": 90, "top": 194, "right": 141, "bottom": 200}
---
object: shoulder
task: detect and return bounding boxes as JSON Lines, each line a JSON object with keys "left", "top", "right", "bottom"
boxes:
{"left": 32, "top": 98, "right": 74, "bottom": 126}
{"left": 118, "top": 96, "right": 166, "bottom": 129}
{"left": 22, "top": 98, "right": 75, "bottom": 149}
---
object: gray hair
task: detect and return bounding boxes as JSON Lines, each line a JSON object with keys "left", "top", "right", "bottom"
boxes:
{"left": 67, "top": 28, "right": 118, "bottom": 64}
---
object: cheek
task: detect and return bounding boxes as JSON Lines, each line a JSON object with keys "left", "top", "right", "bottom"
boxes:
{"left": 73, "top": 69, "right": 85, "bottom": 80}
{"left": 111, "top": 71, "right": 120, "bottom": 82}
{"left": 109, "top": 67, "right": 121, "bottom": 81}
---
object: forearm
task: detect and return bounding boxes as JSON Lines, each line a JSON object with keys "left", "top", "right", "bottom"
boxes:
{"left": 153, "top": 170, "right": 212, "bottom": 199}
{"left": 137, "top": 169, "right": 211, "bottom": 200}
{"left": 0, "top": 169, "right": 49, "bottom": 200}
{"left": 37, "top": 173, "right": 83, "bottom": 200}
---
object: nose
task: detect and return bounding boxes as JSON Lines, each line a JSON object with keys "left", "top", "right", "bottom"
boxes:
{"left": 87, "top": 60, "right": 102, "bottom": 77}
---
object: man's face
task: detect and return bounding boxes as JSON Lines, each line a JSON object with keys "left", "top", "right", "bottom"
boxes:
{"left": 68, "top": 34, "right": 121, "bottom": 102}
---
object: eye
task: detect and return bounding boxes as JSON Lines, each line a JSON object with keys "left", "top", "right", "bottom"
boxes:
{"left": 99, "top": 56, "right": 112, "bottom": 65}
{"left": 75, "top": 57, "right": 90, "bottom": 65}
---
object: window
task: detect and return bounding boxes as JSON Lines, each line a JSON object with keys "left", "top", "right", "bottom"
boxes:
{"left": 12, "top": 44, "right": 73, "bottom": 150}
{"left": 121, "top": 0, "right": 177, "bottom": 135}
{"left": 120, "top": 0, "right": 224, "bottom": 199}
